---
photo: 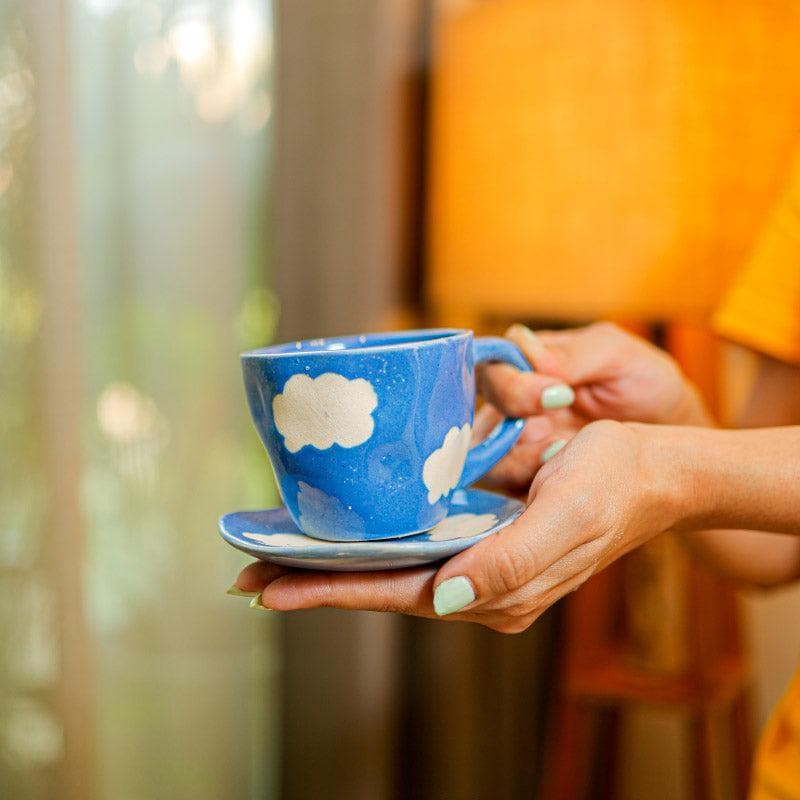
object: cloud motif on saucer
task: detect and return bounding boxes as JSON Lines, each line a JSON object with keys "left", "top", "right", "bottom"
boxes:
{"left": 296, "top": 481, "right": 365, "bottom": 538}
{"left": 422, "top": 423, "right": 472, "bottom": 504}
{"left": 243, "top": 532, "right": 316, "bottom": 547}
{"left": 273, "top": 372, "right": 378, "bottom": 453}
{"left": 427, "top": 512, "right": 498, "bottom": 541}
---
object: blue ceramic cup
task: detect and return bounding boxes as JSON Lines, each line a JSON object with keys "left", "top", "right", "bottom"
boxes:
{"left": 241, "top": 328, "right": 531, "bottom": 542}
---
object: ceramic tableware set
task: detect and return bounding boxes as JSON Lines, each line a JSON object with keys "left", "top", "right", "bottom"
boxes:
{"left": 219, "top": 329, "right": 529, "bottom": 571}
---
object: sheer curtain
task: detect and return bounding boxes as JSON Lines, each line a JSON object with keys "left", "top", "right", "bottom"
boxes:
{"left": 1, "top": 2, "right": 279, "bottom": 798}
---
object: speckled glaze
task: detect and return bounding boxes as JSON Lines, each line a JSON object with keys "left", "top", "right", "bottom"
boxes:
{"left": 241, "top": 328, "right": 530, "bottom": 541}
{"left": 219, "top": 488, "right": 524, "bottom": 571}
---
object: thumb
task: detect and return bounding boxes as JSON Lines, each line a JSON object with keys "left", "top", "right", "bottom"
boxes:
{"left": 431, "top": 484, "right": 576, "bottom": 616}
{"left": 504, "top": 323, "right": 568, "bottom": 377}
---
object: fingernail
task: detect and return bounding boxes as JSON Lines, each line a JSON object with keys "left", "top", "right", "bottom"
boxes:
{"left": 541, "top": 439, "right": 567, "bottom": 463}
{"left": 541, "top": 383, "right": 575, "bottom": 410}
{"left": 433, "top": 576, "right": 476, "bottom": 616}
{"left": 227, "top": 584, "right": 258, "bottom": 598}
{"left": 249, "top": 593, "right": 272, "bottom": 611}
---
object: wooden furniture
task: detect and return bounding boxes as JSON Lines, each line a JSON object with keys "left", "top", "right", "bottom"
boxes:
{"left": 423, "top": 0, "right": 800, "bottom": 795}
{"left": 538, "top": 324, "right": 753, "bottom": 799}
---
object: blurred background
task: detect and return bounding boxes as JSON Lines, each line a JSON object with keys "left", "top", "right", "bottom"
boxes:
{"left": 2, "top": 1, "right": 800, "bottom": 799}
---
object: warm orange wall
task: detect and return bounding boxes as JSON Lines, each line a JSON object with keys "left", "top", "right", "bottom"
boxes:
{"left": 428, "top": 0, "right": 800, "bottom": 322}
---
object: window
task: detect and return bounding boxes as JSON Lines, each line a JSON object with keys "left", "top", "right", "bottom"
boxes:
{"left": 0, "top": 2, "right": 279, "bottom": 797}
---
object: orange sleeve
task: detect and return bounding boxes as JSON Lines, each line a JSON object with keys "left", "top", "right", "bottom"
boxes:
{"left": 749, "top": 669, "right": 800, "bottom": 800}
{"left": 714, "top": 158, "right": 800, "bottom": 365}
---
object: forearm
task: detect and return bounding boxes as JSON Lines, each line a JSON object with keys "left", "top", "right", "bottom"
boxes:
{"left": 663, "top": 355, "right": 800, "bottom": 586}
{"left": 679, "top": 528, "right": 800, "bottom": 588}
{"left": 639, "top": 424, "right": 800, "bottom": 536}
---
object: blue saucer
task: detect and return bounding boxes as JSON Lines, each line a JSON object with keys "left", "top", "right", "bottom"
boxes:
{"left": 219, "top": 488, "right": 524, "bottom": 571}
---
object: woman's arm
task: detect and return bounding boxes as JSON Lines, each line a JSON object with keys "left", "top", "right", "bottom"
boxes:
{"left": 678, "top": 355, "right": 800, "bottom": 587}
{"left": 476, "top": 325, "right": 800, "bottom": 589}
{"left": 644, "top": 424, "right": 800, "bottom": 536}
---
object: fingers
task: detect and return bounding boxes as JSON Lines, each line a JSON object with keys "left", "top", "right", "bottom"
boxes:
{"left": 476, "top": 323, "right": 589, "bottom": 419}
{"left": 485, "top": 562, "right": 597, "bottom": 633}
{"left": 431, "top": 476, "right": 593, "bottom": 616}
{"left": 477, "top": 363, "right": 575, "bottom": 418}
{"left": 526, "top": 322, "right": 634, "bottom": 385}
{"left": 477, "top": 414, "right": 578, "bottom": 493}
{"left": 230, "top": 476, "right": 601, "bottom": 636}
{"left": 472, "top": 403, "right": 503, "bottom": 442}
{"left": 235, "top": 526, "right": 606, "bottom": 635}
{"left": 240, "top": 564, "right": 526, "bottom": 629}
{"left": 479, "top": 321, "right": 658, "bottom": 423}
{"left": 235, "top": 561, "right": 292, "bottom": 592}
{"left": 499, "top": 537, "right": 606, "bottom": 612}
{"left": 495, "top": 530, "right": 642, "bottom": 631}
{"left": 258, "top": 566, "right": 438, "bottom": 616}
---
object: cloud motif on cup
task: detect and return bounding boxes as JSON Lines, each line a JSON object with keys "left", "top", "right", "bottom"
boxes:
{"left": 422, "top": 423, "right": 472, "bottom": 504}
{"left": 272, "top": 372, "right": 378, "bottom": 453}
{"left": 296, "top": 481, "right": 365, "bottom": 539}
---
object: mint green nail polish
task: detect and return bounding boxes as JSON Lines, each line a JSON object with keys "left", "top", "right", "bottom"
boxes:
{"left": 541, "top": 383, "right": 575, "bottom": 410}
{"left": 434, "top": 576, "right": 476, "bottom": 616}
{"left": 541, "top": 439, "right": 567, "bottom": 463}
{"left": 249, "top": 593, "right": 272, "bottom": 611}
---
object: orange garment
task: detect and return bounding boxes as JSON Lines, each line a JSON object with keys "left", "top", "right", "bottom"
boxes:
{"left": 749, "top": 671, "right": 800, "bottom": 800}
{"left": 715, "top": 155, "right": 800, "bottom": 367}
{"left": 714, "top": 154, "right": 800, "bottom": 799}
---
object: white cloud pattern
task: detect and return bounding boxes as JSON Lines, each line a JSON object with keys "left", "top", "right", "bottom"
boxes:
{"left": 243, "top": 531, "right": 316, "bottom": 547}
{"left": 427, "top": 512, "right": 498, "bottom": 541}
{"left": 422, "top": 423, "right": 472, "bottom": 504}
{"left": 272, "top": 372, "right": 378, "bottom": 453}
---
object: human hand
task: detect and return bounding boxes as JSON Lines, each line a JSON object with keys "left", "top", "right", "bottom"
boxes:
{"left": 475, "top": 322, "right": 711, "bottom": 495}
{"left": 233, "top": 420, "right": 681, "bottom": 633}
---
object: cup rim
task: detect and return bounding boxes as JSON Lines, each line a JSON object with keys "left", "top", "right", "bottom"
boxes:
{"left": 240, "top": 328, "right": 470, "bottom": 359}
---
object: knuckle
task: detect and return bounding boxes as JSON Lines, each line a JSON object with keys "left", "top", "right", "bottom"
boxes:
{"left": 374, "top": 577, "right": 414, "bottom": 615}
{"left": 502, "top": 600, "right": 535, "bottom": 619}
{"left": 485, "top": 542, "right": 533, "bottom": 596}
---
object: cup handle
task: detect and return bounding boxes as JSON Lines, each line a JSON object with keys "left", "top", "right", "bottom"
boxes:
{"left": 457, "top": 336, "right": 532, "bottom": 490}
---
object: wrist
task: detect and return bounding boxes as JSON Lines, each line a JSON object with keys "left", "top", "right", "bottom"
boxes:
{"left": 626, "top": 422, "right": 711, "bottom": 534}
{"left": 626, "top": 424, "right": 800, "bottom": 537}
